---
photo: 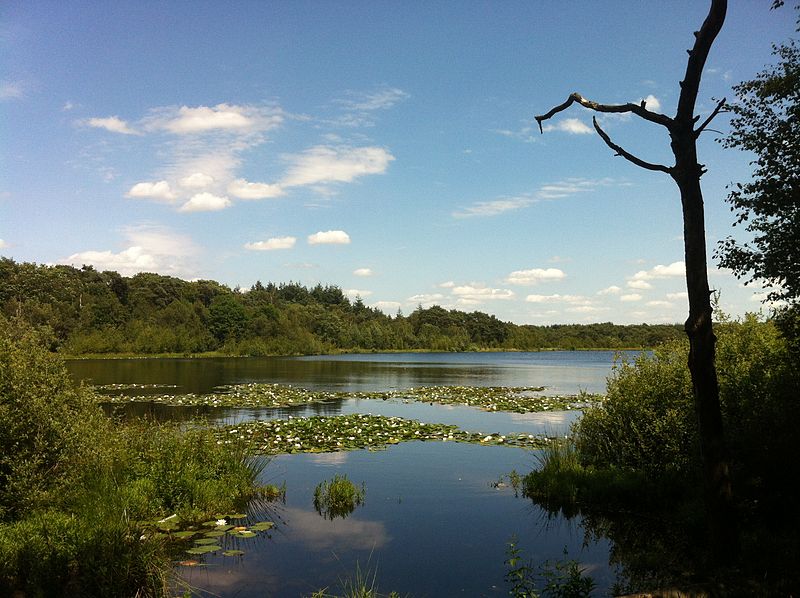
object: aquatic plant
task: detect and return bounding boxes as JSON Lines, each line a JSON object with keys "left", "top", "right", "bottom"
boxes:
{"left": 313, "top": 474, "right": 366, "bottom": 520}
{"left": 216, "top": 413, "right": 552, "bottom": 455}
{"left": 98, "top": 382, "right": 599, "bottom": 414}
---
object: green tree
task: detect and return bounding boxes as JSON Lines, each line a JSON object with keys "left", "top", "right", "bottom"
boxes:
{"left": 715, "top": 5, "right": 799, "bottom": 303}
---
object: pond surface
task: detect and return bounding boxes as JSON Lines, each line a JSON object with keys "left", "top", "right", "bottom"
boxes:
{"left": 66, "top": 351, "right": 633, "bottom": 596}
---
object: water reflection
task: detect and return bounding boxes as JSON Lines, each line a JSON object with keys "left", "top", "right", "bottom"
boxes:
{"left": 69, "top": 350, "right": 636, "bottom": 395}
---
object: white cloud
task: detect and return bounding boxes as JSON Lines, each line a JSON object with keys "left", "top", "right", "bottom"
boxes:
{"left": 281, "top": 146, "right": 394, "bottom": 188}
{"left": 666, "top": 291, "right": 688, "bottom": 300}
{"left": 0, "top": 81, "right": 23, "bottom": 100}
{"left": 452, "top": 285, "right": 515, "bottom": 302}
{"left": 308, "top": 230, "right": 351, "bottom": 245}
{"left": 353, "top": 268, "right": 374, "bottom": 277}
{"left": 179, "top": 192, "right": 232, "bottom": 213}
{"left": 525, "top": 294, "right": 591, "bottom": 304}
{"left": 454, "top": 178, "right": 618, "bottom": 218}
{"left": 179, "top": 172, "right": 215, "bottom": 189}
{"left": 641, "top": 94, "right": 662, "bottom": 111}
{"left": 620, "top": 293, "right": 643, "bottom": 302}
{"left": 0, "top": 239, "right": 8, "bottom": 249}
{"left": 505, "top": 268, "right": 566, "bottom": 285}
{"left": 408, "top": 293, "right": 445, "bottom": 306}
{"left": 373, "top": 301, "right": 402, "bottom": 313}
{"left": 566, "top": 305, "right": 611, "bottom": 314}
{"left": 646, "top": 300, "right": 672, "bottom": 308}
{"left": 439, "top": 281, "right": 456, "bottom": 288}
{"left": 339, "top": 86, "right": 409, "bottom": 112}
{"left": 453, "top": 196, "right": 536, "bottom": 218}
{"left": 126, "top": 180, "right": 176, "bottom": 201}
{"left": 542, "top": 118, "right": 592, "bottom": 134}
{"left": 597, "top": 285, "right": 621, "bottom": 295}
{"left": 227, "top": 178, "right": 284, "bottom": 199}
{"left": 627, "top": 279, "right": 653, "bottom": 290}
{"left": 85, "top": 116, "right": 141, "bottom": 135}
{"left": 148, "top": 103, "right": 283, "bottom": 135}
{"left": 244, "top": 236, "right": 297, "bottom": 251}
{"left": 59, "top": 225, "right": 200, "bottom": 277}
{"left": 631, "top": 261, "right": 685, "bottom": 281}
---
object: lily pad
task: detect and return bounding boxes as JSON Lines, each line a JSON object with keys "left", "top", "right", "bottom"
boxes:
{"left": 172, "top": 531, "right": 198, "bottom": 540}
{"left": 249, "top": 521, "right": 275, "bottom": 531}
{"left": 223, "top": 549, "right": 245, "bottom": 557}
{"left": 194, "top": 538, "right": 219, "bottom": 545}
{"left": 186, "top": 544, "right": 221, "bottom": 555}
{"left": 203, "top": 530, "right": 226, "bottom": 538}
{"left": 227, "top": 513, "right": 247, "bottom": 520}
{"left": 230, "top": 530, "right": 257, "bottom": 538}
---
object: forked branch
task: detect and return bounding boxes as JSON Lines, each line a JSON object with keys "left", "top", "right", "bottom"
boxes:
{"left": 534, "top": 92, "right": 673, "bottom": 133}
{"left": 694, "top": 97, "right": 727, "bottom": 138}
{"left": 592, "top": 117, "right": 673, "bottom": 174}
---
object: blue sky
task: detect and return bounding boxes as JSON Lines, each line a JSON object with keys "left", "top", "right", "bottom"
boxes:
{"left": 1, "top": 1, "right": 795, "bottom": 324}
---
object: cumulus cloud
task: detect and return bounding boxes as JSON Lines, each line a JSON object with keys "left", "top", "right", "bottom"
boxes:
{"left": 147, "top": 103, "right": 284, "bottom": 135}
{"left": 666, "top": 291, "right": 688, "bottom": 300}
{"left": 179, "top": 172, "right": 215, "bottom": 188}
{"left": 597, "top": 285, "right": 622, "bottom": 295}
{"left": 631, "top": 261, "right": 686, "bottom": 281}
{"left": 505, "top": 268, "right": 566, "bottom": 285}
{"left": 353, "top": 268, "right": 374, "bottom": 277}
{"left": 627, "top": 279, "right": 653, "bottom": 290}
{"left": 59, "top": 225, "right": 200, "bottom": 277}
{"left": 126, "top": 180, "right": 176, "bottom": 201}
{"left": 244, "top": 236, "right": 296, "bottom": 251}
{"left": 408, "top": 293, "right": 445, "bottom": 306}
{"left": 227, "top": 178, "right": 284, "bottom": 199}
{"left": 179, "top": 192, "right": 232, "bottom": 212}
{"left": 641, "top": 94, "right": 662, "bottom": 111}
{"left": 525, "top": 294, "right": 591, "bottom": 305}
{"left": 308, "top": 230, "right": 351, "bottom": 245}
{"left": 452, "top": 285, "right": 515, "bottom": 302}
{"left": 542, "top": 118, "right": 593, "bottom": 134}
{"left": 281, "top": 146, "right": 394, "bottom": 188}
{"left": 85, "top": 116, "right": 140, "bottom": 135}
{"left": 373, "top": 301, "right": 402, "bottom": 313}
{"left": 646, "top": 300, "right": 672, "bottom": 308}
{"left": 620, "top": 293, "right": 643, "bottom": 302}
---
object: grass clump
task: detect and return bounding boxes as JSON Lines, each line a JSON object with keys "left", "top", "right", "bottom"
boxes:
{"left": 313, "top": 474, "right": 366, "bottom": 520}
{"left": 0, "top": 317, "right": 268, "bottom": 597}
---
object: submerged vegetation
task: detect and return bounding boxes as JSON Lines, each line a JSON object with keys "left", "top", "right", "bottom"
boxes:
{"left": 0, "top": 258, "right": 683, "bottom": 356}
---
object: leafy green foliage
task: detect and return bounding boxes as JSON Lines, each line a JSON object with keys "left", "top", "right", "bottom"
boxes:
{"left": 0, "top": 317, "right": 270, "bottom": 596}
{"left": 716, "top": 10, "right": 800, "bottom": 302}
{"left": 0, "top": 258, "right": 684, "bottom": 356}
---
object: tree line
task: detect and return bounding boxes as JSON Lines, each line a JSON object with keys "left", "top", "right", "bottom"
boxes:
{"left": 0, "top": 258, "right": 683, "bottom": 356}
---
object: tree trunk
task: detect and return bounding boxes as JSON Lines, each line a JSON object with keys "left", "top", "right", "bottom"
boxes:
{"left": 671, "top": 121, "right": 738, "bottom": 565}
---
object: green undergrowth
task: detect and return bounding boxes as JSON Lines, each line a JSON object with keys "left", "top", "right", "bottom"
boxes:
{"left": 0, "top": 317, "right": 274, "bottom": 597}
{"left": 216, "top": 413, "right": 553, "bottom": 454}
{"left": 98, "top": 382, "right": 599, "bottom": 413}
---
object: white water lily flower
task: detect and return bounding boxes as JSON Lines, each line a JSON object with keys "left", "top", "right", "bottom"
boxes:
{"left": 215, "top": 519, "right": 227, "bottom": 526}
{"left": 483, "top": 435, "right": 493, "bottom": 442}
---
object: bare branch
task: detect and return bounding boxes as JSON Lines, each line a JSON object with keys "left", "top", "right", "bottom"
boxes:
{"left": 592, "top": 117, "right": 673, "bottom": 174}
{"left": 694, "top": 97, "right": 727, "bottom": 138}
{"left": 535, "top": 92, "right": 673, "bottom": 133}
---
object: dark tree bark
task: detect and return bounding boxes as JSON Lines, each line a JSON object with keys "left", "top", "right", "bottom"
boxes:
{"left": 536, "top": 0, "right": 738, "bottom": 564}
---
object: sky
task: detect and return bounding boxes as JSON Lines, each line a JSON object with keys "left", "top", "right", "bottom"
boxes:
{"left": 1, "top": 1, "right": 796, "bottom": 325}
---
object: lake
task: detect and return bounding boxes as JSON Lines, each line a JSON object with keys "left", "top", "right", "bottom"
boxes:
{"left": 67, "top": 351, "right": 635, "bottom": 596}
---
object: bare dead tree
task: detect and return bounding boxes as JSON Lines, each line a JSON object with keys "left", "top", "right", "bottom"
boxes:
{"left": 536, "top": 0, "right": 737, "bottom": 563}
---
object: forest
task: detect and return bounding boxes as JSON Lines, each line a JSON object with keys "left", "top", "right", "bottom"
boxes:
{"left": 0, "top": 258, "right": 684, "bottom": 356}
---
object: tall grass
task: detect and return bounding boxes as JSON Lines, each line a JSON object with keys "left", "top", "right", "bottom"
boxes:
{"left": 0, "top": 317, "right": 269, "bottom": 596}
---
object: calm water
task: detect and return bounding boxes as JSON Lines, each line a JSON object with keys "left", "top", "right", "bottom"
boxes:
{"left": 66, "top": 352, "right": 633, "bottom": 596}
